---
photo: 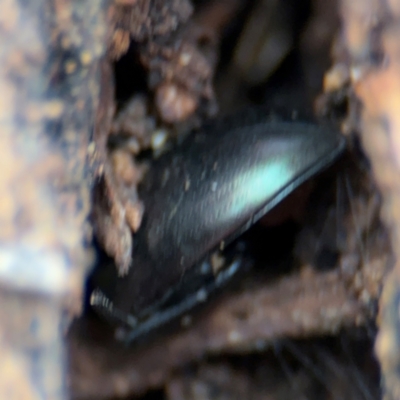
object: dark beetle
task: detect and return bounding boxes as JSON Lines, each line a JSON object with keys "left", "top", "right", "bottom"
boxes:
{"left": 91, "top": 111, "right": 346, "bottom": 343}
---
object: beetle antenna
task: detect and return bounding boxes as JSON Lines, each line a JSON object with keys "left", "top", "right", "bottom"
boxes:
{"left": 90, "top": 288, "right": 138, "bottom": 328}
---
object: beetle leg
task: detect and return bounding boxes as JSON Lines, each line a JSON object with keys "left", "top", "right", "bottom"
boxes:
{"left": 93, "top": 257, "right": 245, "bottom": 344}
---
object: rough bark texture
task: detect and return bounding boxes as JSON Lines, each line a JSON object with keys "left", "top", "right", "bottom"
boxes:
{"left": 0, "top": 0, "right": 107, "bottom": 398}
{"left": 337, "top": 1, "right": 400, "bottom": 398}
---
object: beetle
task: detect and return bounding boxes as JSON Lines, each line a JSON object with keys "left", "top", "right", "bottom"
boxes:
{"left": 91, "top": 109, "right": 346, "bottom": 343}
